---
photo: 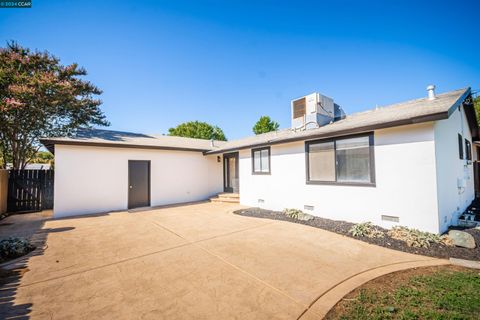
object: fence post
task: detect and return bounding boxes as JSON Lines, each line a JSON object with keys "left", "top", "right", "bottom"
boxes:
{"left": 0, "top": 170, "right": 8, "bottom": 215}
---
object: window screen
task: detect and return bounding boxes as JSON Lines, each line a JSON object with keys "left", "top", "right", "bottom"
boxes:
{"left": 336, "top": 136, "right": 371, "bottom": 183}
{"left": 252, "top": 147, "right": 270, "bottom": 174}
{"left": 307, "top": 134, "right": 374, "bottom": 185}
{"left": 308, "top": 141, "right": 335, "bottom": 181}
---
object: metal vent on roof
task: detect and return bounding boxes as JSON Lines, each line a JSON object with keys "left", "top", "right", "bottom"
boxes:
{"left": 427, "top": 85, "right": 436, "bottom": 100}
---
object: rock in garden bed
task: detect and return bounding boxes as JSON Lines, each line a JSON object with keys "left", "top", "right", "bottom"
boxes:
{"left": 448, "top": 230, "right": 476, "bottom": 249}
{"left": 234, "top": 208, "right": 480, "bottom": 261}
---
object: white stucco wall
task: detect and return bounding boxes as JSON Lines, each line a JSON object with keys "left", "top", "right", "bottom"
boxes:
{"left": 239, "top": 123, "right": 442, "bottom": 233}
{"left": 434, "top": 106, "right": 475, "bottom": 232}
{"left": 54, "top": 145, "right": 223, "bottom": 218}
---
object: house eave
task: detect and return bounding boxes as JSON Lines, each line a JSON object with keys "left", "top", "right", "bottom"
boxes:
{"left": 40, "top": 139, "right": 212, "bottom": 154}
{"left": 204, "top": 111, "right": 450, "bottom": 155}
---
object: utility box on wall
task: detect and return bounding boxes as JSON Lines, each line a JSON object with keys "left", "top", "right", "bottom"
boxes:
{"left": 0, "top": 170, "right": 8, "bottom": 215}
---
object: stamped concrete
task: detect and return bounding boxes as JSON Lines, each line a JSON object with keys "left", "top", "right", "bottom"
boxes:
{"left": 0, "top": 202, "right": 446, "bottom": 319}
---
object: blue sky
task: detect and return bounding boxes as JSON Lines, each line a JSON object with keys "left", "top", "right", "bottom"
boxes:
{"left": 1, "top": 0, "right": 479, "bottom": 140}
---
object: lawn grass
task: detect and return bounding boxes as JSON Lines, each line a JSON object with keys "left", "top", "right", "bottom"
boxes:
{"left": 326, "top": 266, "right": 480, "bottom": 320}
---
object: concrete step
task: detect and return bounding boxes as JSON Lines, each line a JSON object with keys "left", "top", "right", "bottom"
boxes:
{"left": 217, "top": 193, "right": 240, "bottom": 199}
{"left": 210, "top": 198, "right": 240, "bottom": 203}
{"left": 209, "top": 195, "right": 240, "bottom": 203}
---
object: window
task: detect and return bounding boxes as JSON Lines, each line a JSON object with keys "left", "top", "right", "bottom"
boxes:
{"left": 458, "top": 134, "right": 464, "bottom": 159}
{"left": 308, "top": 141, "right": 335, "bottom": 181}
{"left": 252, "top": 147, "right": 270, "bottom": 174}
{"left": 465, "top": 139, "right": 472, "bottom": 161}
{"left": 306, "top": 133, "right": 375, "bottom": 186}
{"left": 336, "top": 136, "right": 372, "bottom": 183}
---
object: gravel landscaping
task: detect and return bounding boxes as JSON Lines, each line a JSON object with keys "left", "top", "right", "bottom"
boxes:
{"left": 234, "top": 208, "right": 480, "bottom": 261}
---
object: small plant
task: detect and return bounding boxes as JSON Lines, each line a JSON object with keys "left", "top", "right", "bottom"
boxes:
{"left": 349, "top": 222, "right": 384, "bottom": 238}
{"left": 440, "top": 235, "right": 454, "bottom": 246}
{"left": 387, "top": 226, "right": 445, "bottom": 248}
{"left": 369, "top": 228, "right": 385, "bottom": 239}
{"left": 283, "top": 208, "right": 303, "bottom": 220}
{"left": 0, "top": 237, "right": 35, "bottom": 262}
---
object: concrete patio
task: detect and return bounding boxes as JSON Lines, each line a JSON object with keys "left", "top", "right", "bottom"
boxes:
{"left": 0, "top": 202, "right": 447, "bottom": 319}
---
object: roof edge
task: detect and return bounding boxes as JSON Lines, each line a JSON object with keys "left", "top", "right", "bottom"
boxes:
{"left": 458, "top": 88, "right": 479, "bottom": 141}
{"left": 447, "top": 87, "right": 471, "bottom": 116}
{"left": 40, "top": 139, "right": 211, "bottom": 154}
{"left": 204, "top": 111, "right": 450, "bottom": 155}
{"left": 205, "top": 88, "right": 472, "bottom": 155}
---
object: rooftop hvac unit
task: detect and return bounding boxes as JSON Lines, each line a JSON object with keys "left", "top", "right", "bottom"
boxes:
{"left": 291, "top": 92, "right": 334, "bottom": 130}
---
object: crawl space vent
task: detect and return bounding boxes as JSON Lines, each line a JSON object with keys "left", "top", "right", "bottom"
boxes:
{"left": 381, "top": 215, "right": 399, "bottom": 223}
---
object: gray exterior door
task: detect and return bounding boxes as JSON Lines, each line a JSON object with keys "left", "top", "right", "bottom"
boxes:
{"left": 128, "top": 160, "right": 150, "bottom": 209}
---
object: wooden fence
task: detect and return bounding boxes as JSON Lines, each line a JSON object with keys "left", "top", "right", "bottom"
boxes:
{"left": 0, "top": 170, "right": 8, "bottom": 214}
{"left": 7, "top": 170, "right": 54, "bottom": 213}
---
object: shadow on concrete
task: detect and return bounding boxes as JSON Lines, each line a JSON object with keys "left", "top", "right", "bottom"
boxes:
{"left": 0, "top": 213, "right": 75, "bottom": 319}
{"left": 53, "top": 211, "right": 112, "bottom": 221}
{"left": 128, "top": 200, "right": 210, "bottom": 213}
{"left": 49, "top": 200, "right": 212, "bottom": 218}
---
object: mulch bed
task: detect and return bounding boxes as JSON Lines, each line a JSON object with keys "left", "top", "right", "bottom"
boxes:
{"left": 234, "top": 208, "right": 480, "bottom": 261}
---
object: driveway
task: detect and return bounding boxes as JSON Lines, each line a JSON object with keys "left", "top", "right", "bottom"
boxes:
{"left": 0, "top": 202, "right": 446, "bottom": 319}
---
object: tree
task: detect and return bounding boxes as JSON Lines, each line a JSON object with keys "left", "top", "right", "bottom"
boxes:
{"left": 252, "top": 116, "right": 280, "bottom": 135}
{"left": 0, "top": 42, "right": 109, "bottom": 169}
{"left": 0, "top": 146, "right": 10, "bottom": 168}
{"left": 31, "top": 151, "right": 54, "bottom": 164}
{"left": 168, "top": 121, "right": 227, "bottom": 141}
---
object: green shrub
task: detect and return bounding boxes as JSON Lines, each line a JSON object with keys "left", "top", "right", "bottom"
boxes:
{"left": 349, "top": 222, "right": 384, "bottom": 238}
{"left": 387, "top": 226, "right": 444, "bottom": 248}
{"left": 283, "top": 208, "right": 303, "bottom": 220}
{"left": 0, "top": 237, "right": 35, "bottom": 262}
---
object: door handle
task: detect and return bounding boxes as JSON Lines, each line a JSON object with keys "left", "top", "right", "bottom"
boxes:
{"left": 129, "top": 186, "right": 133, "bottom": 189}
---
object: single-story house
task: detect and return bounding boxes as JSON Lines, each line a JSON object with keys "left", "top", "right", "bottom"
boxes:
{"left": 41, "top": 86, "right": 479, "bottom": 234}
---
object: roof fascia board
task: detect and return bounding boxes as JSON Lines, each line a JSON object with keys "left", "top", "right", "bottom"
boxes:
{"left": 40, "top": 139, "right": 210, "bottom": 154}
{"left": 444, "top": 88, "right": 478, "bottom": 141}
{"left": 447, "top": 87, "right": 471, "bottom": 117}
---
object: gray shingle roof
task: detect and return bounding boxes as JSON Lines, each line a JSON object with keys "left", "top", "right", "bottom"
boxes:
{"left": 41, "top": 87, "right": 473, "bottom": 154}
{"left": 40, "top": 128, "right": 227, "bottom": 153}
{"left": 206, "top": 87, "right": 471, "bottom": 154}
